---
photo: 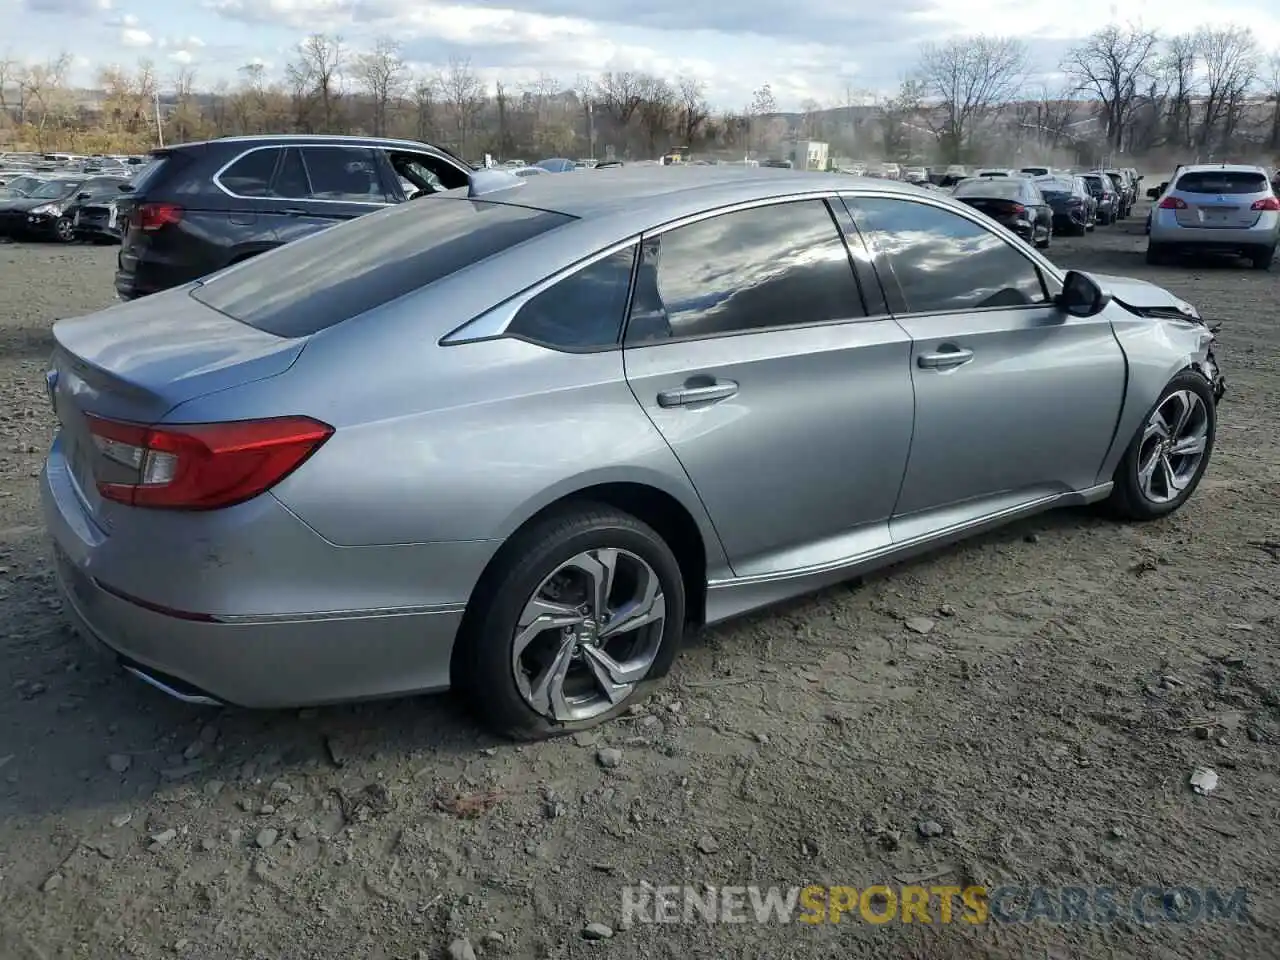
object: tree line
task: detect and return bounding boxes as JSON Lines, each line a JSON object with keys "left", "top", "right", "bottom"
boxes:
{"left": 1, "top": 25, "right": 1278, "bottom": 166}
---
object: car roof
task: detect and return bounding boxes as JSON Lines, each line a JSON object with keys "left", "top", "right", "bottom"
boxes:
{"left": 475, "top": 165, "right": 926, "bottom": 224}
{"left": 166, "top": 133, "right": 465, "bottom": 161}
{"left": 1175, "top": 163, "right": 1267, "bottom": 175}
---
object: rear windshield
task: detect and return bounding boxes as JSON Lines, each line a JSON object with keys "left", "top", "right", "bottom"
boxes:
{"left": 127, "top": 152, "right": 181, "bottom": 193}
{"left": 1038, "top": 177, "right": 1075, "bottom": 193}
{"left": 956, "top": 179, "right": 1022, "bottom": 198}
{"left": 1174, "top": 171, "right": 1268, "bottom": 195}
{"left": 190, "top": 197, "right": 574, "bottom": 338}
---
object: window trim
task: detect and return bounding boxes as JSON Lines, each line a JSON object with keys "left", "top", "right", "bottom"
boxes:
{"left": 439, "top": 237, "right": 642, "bottom": 351}
{"left": 841, "top": 190, "right": 1064, "bottom": 320}
{"left": 211, "top": 144, "right": 393, "bottom": 206}
{"left": 621, "top": 194, "right": 877, "bottom": 349}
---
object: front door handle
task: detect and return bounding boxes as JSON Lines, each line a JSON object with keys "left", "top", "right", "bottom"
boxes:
{"left": 656, "top": 379, "right": 739, "bottom": 407}
{"left": 918, "top": 348, "right": 974, "bottom": 369}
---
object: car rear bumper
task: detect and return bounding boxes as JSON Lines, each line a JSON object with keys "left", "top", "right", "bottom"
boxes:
{"left": 41, "top": 435, "right": 490, "bottom": 708}
{"left": 1149, "top": 211, "right": 1280, "bottom": 248}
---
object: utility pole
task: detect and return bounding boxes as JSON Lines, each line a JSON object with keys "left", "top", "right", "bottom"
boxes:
{"left": 154, "top": 89, "right": 164, "bottom": 148}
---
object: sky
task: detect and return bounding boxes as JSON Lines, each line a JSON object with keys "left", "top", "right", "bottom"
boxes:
{"left": 5, "top": 0, "right": 1280, "bottom": 110}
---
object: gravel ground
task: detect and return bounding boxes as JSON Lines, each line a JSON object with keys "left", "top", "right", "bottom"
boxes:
{"left": 0, "top": 216, "right": 1278, "bottom": 960}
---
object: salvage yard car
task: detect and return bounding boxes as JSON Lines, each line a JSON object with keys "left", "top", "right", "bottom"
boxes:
{"left": 1146, "top": 163, "right": 1278, "bottom": 270}
{"left": 0, "top": 175, "right": 127, "bottom": 242}
{"left": 112, "top": 134, "right": 474, "bottom": 300}
{"left": 41, "top": 166, "right": 1226, "bottom": 740}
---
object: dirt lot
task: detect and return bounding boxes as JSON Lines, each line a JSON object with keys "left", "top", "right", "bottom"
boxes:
{"left": 0, "top": 215, "right": 1278, "bottom": 960}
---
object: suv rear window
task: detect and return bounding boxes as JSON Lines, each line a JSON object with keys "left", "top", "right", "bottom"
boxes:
{"left": 1175, "top": 171, "right": 1268, "bottom": 194}
{"left": 190, "top": 197, "right": 574, "bottom": 338}
{"left": 127, "top": 151, "right": 184, "bottom": 193}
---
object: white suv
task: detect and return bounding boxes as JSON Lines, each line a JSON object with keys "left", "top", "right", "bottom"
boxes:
{"left": 1147, "top": 163, "right": 1278, "bottom": 270}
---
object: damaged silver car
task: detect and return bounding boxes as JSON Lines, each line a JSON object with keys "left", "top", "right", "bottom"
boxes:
{"left": 43, "top": 167, "right": 1225, "bottom": 739}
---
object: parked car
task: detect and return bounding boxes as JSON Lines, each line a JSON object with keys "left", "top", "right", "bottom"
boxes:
{"left": 1019, "top": 165, "right": 1053, "bottom": 177}
{"left": 1035, "top": 175, "right": 1096, "bottom": 235}
{"left": 1080, "top": 173, "right": 1119, "bottom": 225}
{"left": 1146, "top": 163, "right": 1278, "bottom": 270}
{"left": 0, "top": 175, "right": 127, "bottom": 241}
{"left": 952, "top": 175, "right": 1053, "bottom": 247}
{"left": 975, "top": 168, "right": 1018, "bottom": 178}
{"left": 903, "top": 166, "right": 929, "bottom": 184}
{"left": 112, "top": 134, "right": 474, "bottom": 300}
{"left": 40, "top": 166, "right": 1225, "bottom": 737}
{"left": 0, "top": 173, "right": 45, "bottom": 197}
{"left": 73, "top": 179, "right": 133, "bottom": 244}
{"left": 1104, "top": 169, "right": 1135, "bottom": 218}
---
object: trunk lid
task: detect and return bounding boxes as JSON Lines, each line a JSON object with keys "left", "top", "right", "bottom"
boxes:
{"left": 1173, "top": 197, "right": 1261, "bottom": 229}
{"left": 49, "top": 286, "right": 305, "bottom": 525}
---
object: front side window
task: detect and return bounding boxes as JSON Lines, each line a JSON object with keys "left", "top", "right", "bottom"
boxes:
{"left": 507, "top": 246, "right": 637, "bottom": 351}
{"left": 218, "top": 149, "right": 280, "bottom": 197}
{"left": 300, "top": 147, "right": 385, "bottom": 203}
{"left": 852, "top": 197, "right": 1049, "bottom": 314}
{"left": 624, "top": 199, "right": 865, "bottom": 345}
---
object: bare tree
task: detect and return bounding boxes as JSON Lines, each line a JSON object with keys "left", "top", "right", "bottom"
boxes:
{"left": 676, "top": 76, "right": 709, "bottom": 145}
{"left": 22, "top": 53, "right": 72, "bottom": 150}
{"left": 878, "top": 79, "right": 922, "bottom": 159}
{"left": 1158, "top": 34, "right": 1199, "bottom": 149}
{"left": 597, "top": 71, "right": 646, "bottom": 128}
{"left": 1195, "top": 27, "right": 1258, "bottom": 150}
{"left": 1061, "top": 25, "right": 1160, "bottom": 151}
{"left": 411, "top": 75, "right": 438, "bottom": 143}
{"left": 353, "top": 37, "right": 406, "bottom": 136}
{"left": 638, "top": 75, "right": 675, "bottom": 152}
{"left": 1267, "top": 53, "right": 1280, "bottom": 151}
{"left": 916, "top": 35, "right": 1027, "bottom": 162}
{"left": 747, "top": 83, "right": 777, "bottom": 157}
{"left": 287, "top": 33, "right": 344, "bottom": 132}
{"left": 170, "top": 66, "right": 202, "bottom": 142}
{"left": 439, "top": 56, "right": 485, "bottom": 156}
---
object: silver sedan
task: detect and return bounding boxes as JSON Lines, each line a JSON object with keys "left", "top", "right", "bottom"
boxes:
{"left": 42, "top": 167, "right": 1226, "bottom": 739}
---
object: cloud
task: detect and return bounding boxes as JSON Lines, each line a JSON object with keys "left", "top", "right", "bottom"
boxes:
{"left": 23, "top": 0, "right": 110, "bottom": 11}
{"left": 119, "top": 26, "right": 152, "bottom": 46}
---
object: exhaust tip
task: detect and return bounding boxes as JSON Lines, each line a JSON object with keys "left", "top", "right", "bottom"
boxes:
{"left": 119, "top": 658, "right": 223, "bottom": 706}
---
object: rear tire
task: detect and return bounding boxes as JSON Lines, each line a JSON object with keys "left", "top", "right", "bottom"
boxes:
{"left": 1035, "top": 227, "right": 1051, "bottom": 249}
{"left": 1249, "top": 245, "right": 1275, "bottom": 271}
{"left": 454, "top": 502, "right": 687, "bottom": 741}
{"left": 1145, "top": 243, "right": 1168, "bottom": 266}
{"left": 1106, "top": 371, "right": 1215, "bottom": 522}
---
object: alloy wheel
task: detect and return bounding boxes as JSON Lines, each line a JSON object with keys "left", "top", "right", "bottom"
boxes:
{"left": 1137, "top": 390, "right": 1209, "bottom": 504}
{"left": 512, "top": 548, "right": 666, "bottom": 722}
{"left": 55, "top": 218, "right": 74, "bottom": 242}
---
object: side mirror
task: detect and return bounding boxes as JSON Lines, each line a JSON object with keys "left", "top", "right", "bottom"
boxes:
{"left": 1146, "top": 187, "right": 1160, "bottom": 199}
{"left": 77, "top": 192, "right": 91, "bottom": 200}
{"left": 1055, "top": 270, "right": 1111, "bottom": 318}
{"left": 1136, "top": 174, "right": 1144, "bottom": 181}
{"left": 117, "top": 182, "right": 134, "bottom": 192}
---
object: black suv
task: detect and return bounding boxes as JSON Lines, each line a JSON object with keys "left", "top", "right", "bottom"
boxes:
{"left": 113, "top": 135, "right": 474, "bottom": 300}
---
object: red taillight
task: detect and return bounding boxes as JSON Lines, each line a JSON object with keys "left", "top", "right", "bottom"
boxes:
{"left": 1009, "top": 203, "right": 1026, "bottom": 215}
{"left": 85, "top": 415, "right": 333, "bottom": 510}
{"left": 137, "top": 202, "right": 182, "bottom": 231}
{"left": 1159, "top": 196, "right": 1187, "bottom": 209}
{"left": 1251, "top": 196, "right": 1280, "bottom": 211}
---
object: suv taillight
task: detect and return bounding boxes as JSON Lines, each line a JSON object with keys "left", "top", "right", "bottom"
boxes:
{"left": 85, "top": 415, "right": 333, "bottom": 510}
{"left": 1159, "top": 196, "right": 1187, "bottom": 209}
{"left": 1250, "top": 196, "right": 1280, "bottom": 211}
{"left": 137, "top": 202, "right": 182, "bottom": 231}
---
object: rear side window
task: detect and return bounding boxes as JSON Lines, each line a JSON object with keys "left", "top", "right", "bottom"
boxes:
{"left": 507, "top": 246, "right": 637, "bottom": 351}
{"left": 1175, "top": 171, "right": 1268, "bottom": 194}
{"left": 301, "top": 147, "right": 385, "bottom": 202}
{"left": 190, "top": 198, "right": 574, "bottom": 338}
{"left": 218, "top": 149, "right": 280, "bottom": 197}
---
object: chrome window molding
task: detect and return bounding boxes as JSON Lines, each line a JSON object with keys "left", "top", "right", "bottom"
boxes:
{"left": 211, "top": 144, "right": 393, "bottom": 206}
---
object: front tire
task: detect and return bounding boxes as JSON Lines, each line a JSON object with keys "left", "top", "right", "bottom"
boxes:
{"left": 455, "top": 502, "right": 687, "bottom": 741}
{"left": 53, "top": 217, "right": 75, "bottom": 243}
{"left": 1106, "top": 371, "right": 1216, "bottom": 521}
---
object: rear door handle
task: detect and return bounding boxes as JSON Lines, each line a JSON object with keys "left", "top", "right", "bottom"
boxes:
{"left": 656, "top": 380, "right": 739, "bottom": 407}
{"left": 918, "top": 347, "right": 974, "bottom": 369}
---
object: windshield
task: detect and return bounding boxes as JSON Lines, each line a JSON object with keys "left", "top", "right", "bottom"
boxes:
{"left": 29, "top": 179, "right": 81, "bottom": 199}
{"left": 1175, "top": 171, "right": 1269, "bottom": 194}
{"left": 956, "top": 179, "right": 1023, "bottom": 199}
{"left": 6, "top": 176, "right": 43, "bottom": 194}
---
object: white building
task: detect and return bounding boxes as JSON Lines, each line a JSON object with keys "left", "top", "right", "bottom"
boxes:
{"left": 786, "top": 140, "right": 829, "bottom": 171}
